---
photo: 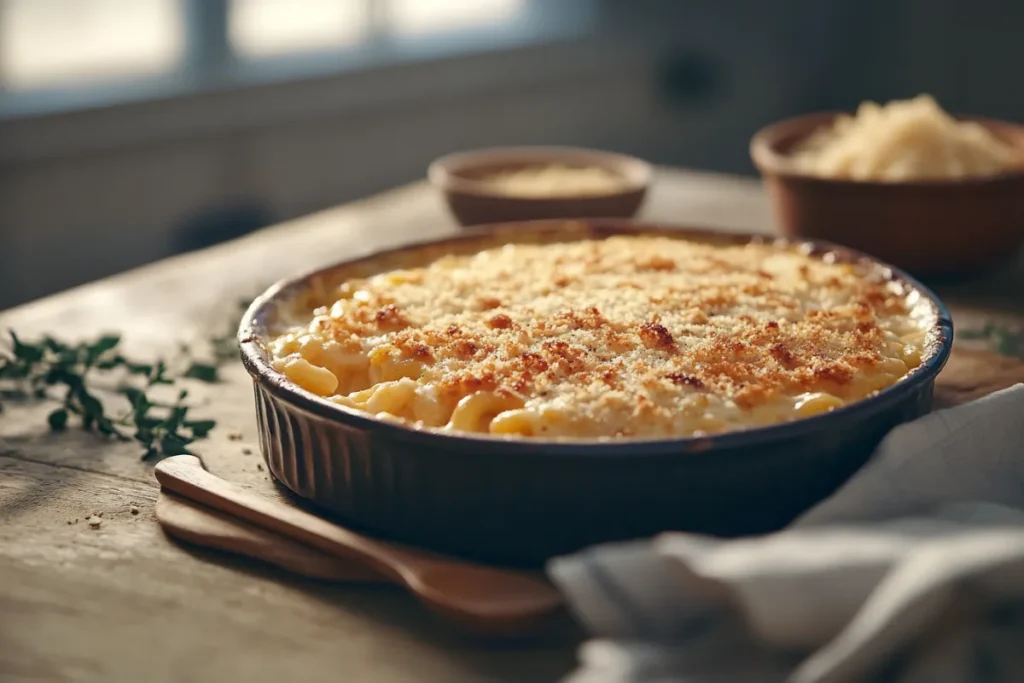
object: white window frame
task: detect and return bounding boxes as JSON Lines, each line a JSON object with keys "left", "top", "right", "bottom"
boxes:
{"left": 0, "top": 0, "right": 594, "bottom": 120}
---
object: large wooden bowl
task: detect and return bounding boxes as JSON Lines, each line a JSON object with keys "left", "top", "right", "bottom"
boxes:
{"left": 751, "top": 112, "right": 1024, "bottom": 278}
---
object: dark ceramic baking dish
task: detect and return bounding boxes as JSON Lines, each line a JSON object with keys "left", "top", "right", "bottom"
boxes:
{"left": 238, "top": 220, "right": 953, "bottom": 567}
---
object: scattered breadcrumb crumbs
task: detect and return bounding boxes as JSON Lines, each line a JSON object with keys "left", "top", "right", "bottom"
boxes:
{"left": 87, "top": 515, "right": 102, "bottom": 529}
{"left": 130, "top": 506, "right": 140, "bottom": 515}
{"left": 256, "top": 463, "right": 264, "bottom": 471}
{"left": 228, "top": 431, "right": 243, "bottom": 441}
{"left": 242, "top": 447, "right": 253, "bottom": 455}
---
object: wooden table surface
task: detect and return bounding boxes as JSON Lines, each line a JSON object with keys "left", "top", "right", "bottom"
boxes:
{"left": 2, "top": 169, "right": 1023, "bottom": 683}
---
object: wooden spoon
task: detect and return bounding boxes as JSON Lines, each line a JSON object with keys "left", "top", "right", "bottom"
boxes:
{"left": 154, "top": 455, "right": 564, "bottom": 637}
{"left": 156, "top": 490, "right": 387, "bottom": 582}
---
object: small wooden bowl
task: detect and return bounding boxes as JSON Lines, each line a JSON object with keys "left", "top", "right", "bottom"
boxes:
{"left": 428, "top": 146, "right": 651, "bottom": 227}
{"left": 750, "top": 112, "right": 1024, "bottom": 277}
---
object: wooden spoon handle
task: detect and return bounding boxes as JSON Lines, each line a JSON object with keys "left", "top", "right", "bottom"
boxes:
{"left": 154, "top": 455, "right": 405, "bottom": 583}
{"left": 155, "top": 455, "right": 564, "bottom": 636}
{"left": 155, "top": 490, "right": 387, "bottom": 582}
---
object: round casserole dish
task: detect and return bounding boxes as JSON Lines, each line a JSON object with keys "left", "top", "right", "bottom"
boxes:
{"left": 239, "top": 220, "right": 953, "bottom": 567}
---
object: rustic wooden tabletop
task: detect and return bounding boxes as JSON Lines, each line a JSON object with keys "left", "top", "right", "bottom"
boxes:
{"left": 2, "top": 169, "right": 1022, "bottom": 683}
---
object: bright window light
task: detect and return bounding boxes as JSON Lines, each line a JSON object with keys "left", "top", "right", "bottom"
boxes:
{"left": 0, "top": 0, "right": 184, "bottom": 89}
{"left": 229, "top": 0, "right": 368, "bottom": 58}
{"left": 386, "top": 0, "right": 525, "bottom": 37}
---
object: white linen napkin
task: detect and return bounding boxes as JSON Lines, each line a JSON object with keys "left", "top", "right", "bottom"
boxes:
{"left": 548, "top": 384, "right": 1024, "bottom": 683}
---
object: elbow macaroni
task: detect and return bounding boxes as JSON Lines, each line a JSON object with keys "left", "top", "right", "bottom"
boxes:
{"left": 269, "top": 234, "right": 934, "bottom": 439}
{"left": 448, "top": 392, "right": 525, "bottom": 433}
{"left": 794, "top": 392, "right": 844, "bottom": 417}
{"left": 277, "top": 357, "right": 338, "bottom": 397}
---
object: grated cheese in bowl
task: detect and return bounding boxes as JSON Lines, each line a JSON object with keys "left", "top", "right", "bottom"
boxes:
{"left": 790, "top": 95, "right": 1019, "bottom": 181}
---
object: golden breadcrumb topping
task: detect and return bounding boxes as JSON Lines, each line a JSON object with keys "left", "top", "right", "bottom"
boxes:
{"left": 269, "top": 234, "right": 933, "bottom": 439}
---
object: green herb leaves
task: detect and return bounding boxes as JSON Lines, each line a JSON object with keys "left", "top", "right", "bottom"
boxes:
{"left": 121, "top": 386, "right": 216, "bottom": 460}
{"left": 172, "top": 296, "right": 253, "bottom": 384}
{"left": 0, "top": 331, "right": 219, "bottom": 460}
{"left": 0, "top": 295, "right": 256, "bottom": 460}
{"left": 183, "top": 362, "right": 220, "bottom": 383}
{"left": 48, "top": 408, "right": 68, "bottom": 431}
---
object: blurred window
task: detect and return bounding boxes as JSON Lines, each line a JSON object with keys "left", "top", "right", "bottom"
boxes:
{"left": 0, "top": 0, "right": 184, "bottom": 89}
{"left": 0, "top": 0, "right": 539, "bottom": 93}
{"left": 0, "top": 0, "right": 595, "bottom": 122}
{"left": 229, "top": 0, "right": 368, "bottom": 59}
{"left": 386, "top": 0, "right": 525, "bottom": 37}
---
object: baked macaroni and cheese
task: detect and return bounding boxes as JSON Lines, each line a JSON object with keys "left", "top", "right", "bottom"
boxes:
{"left": 791, "top": 95, "right": 1018, "bottom": 181}
{"left": 269, "top": 234, "right": 934, "bottom": 439}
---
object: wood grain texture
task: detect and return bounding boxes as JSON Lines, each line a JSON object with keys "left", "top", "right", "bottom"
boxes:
{"left": 1, "top": 169, "right": 1022, "bottom": 683}
{"left": 0, "top": 455, "right": 581, "bottom": 683}
{"left": 933, "top": 348, "right": 1024, "bottom": 409}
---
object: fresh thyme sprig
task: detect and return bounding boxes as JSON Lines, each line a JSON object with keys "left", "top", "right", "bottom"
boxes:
{"left": 0, "top": 331, "right": 218, "bottom": 460}
{"left": 0, "top": 295, "right": 256, "bottom": 460}
{"left": 959, "top": 321, "right": 1024, "bottom": 358}
{"left": 175, "top": 297, "right": 254, "bottom": 383}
